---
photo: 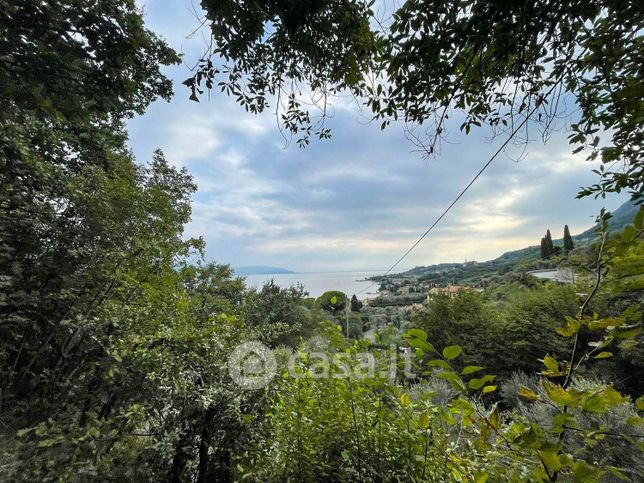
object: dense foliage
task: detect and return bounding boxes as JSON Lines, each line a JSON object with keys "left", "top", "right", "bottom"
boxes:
{"left": 192, "top": 0, "right": 644, "bottom": 199}
{"left": 1, "top": 1, "right": 643, "bottom": 481}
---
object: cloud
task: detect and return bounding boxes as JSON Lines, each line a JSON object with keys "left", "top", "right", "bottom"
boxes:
{"left": 127, "top": 2, "right": 631, "bottom": 272}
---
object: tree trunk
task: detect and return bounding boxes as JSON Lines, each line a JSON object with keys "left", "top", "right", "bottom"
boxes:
{"left": 197, "top": 406, "right": 216, "bottom": 483}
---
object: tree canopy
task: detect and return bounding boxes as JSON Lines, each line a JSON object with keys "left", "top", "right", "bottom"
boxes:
{"left": 2, "top": 2, "right": 643, "bottom": 481}
{"left": 189, "top": 0, "right": 643, "bottom": 199}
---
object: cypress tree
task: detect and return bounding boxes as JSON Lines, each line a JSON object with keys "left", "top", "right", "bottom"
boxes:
{"left": 350, "top": 294, "right": 362, "bottom": 312}
{"left": 546, "top": 229, "right": 554, "bottom": 255}
{"left": 540, "top": 237, "right": 548, "bottom": 258}
{"left": 563, "top": 225, "right": 574, "bottom": 252}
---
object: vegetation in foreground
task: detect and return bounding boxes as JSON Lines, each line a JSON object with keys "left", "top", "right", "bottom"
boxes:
{"left": 1, "top": 0, "right": 643, "bottom": 481}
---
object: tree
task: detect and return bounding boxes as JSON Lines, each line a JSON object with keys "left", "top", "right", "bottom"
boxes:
{"left": 540, "top": 237, "right": 548, "bottom": 259}
{"left": 350, "top": 294, "right": 362, "bottom": 312}
{"left": 191, "top": 0, "right": 643, "bottom": 199}
{"left": 412, "top": 291, "right": 503, "bottom": 372}
{"left": 317, "top": 291, "right": 347, "bottom": 313}
{"left": 244, "top": 280, "right": 315, "bottom": 347}
{"left": 499, "top": 285, "right": 578, "bottom": 374}
{"left": 546, "top": 229, "right": 555, "bottom": 256}
{"left": 1, "top": 2, "right": 180, "bottom": 416}
{"left": 563, "top": 224, "right": 574, "bottom": 252}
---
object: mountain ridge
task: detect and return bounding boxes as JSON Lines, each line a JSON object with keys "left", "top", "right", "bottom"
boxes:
{"left": 234, "top": 265, "right": 295, "bottom": 275}
{"left": 388, "top": 199, "right": 640, "bottom": 283}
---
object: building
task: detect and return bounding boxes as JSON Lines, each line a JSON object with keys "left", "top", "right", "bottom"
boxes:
{"left": 526, "top": 268, "right": 575, "bottom": 284}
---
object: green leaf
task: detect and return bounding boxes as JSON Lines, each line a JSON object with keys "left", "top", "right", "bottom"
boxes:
{"left": 442, "top": 345, "right": 462, "bottom": 360}
{"left": 488, "top": 404, "right": 500, "bottom": 429}
{"left": 429, "top": 359, "right": 451, "bottom": 369}
{"left": 517, "top": 386, "right": 538, "bottom": 400}
{"left": 607, "top": 466, "right": 630, "bottom": 481}
{"left": 468, "top": 375, "right": 496, "bottom": 390}
{"left": 419, "top": 413, "right": 430, "bottom": 429}
{"left": 461, "top": 365, "right": 484, "bottom": 375}
{"left": 436, "top": 371, "right": 467, "bottom": 392}
{"left": 405, "top": 328, "right": 428, "bottom": 341}
{"left": 635, "top": 395, "right": 644, "bottom": 411}
{"left": 618, "top": 340, "right": 637, "bottom": 350}
{"left": 404, "top": 329, "right": 437, "bottom": 353}
{"left": 482, "top": 385, "right": 497, "bottom": 394}
{"left": 588, "top": 317, "right": 620, "bottom": 331}
{"left": 556, "top": 318, "right": 581, "bottom": 337}
{"left": 15, "top": 428, "right": 32, "bottom": 437}
{"left": 614, "top": 324, "right": 641, "bottom": 340}
{"left": 542, "top": 380, "right": 580, "bottom": 407}
{"left": 572, "top": 460, "right": 600, "bottom": 482}
{"left": 474, "top": 473, "right": 489, "bottom": 483}
{"left": 400, "top": 393, "right": 411, "bottom": 407}
{"left": 594, "top": 351, "right": 613, "bottom": 359}
{"left": 451, "top": 397, "right": 474, "bottom": 413}
{"left": 540, "top": 450, "right": 562, "bottom": 473}
{"left": 542, "top": 354, "right": 559, "bottom": 373}
{"left": 552, "top": 412, "right": 580, "bottom": 433}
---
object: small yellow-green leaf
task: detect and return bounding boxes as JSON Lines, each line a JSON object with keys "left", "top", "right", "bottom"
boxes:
{"left": 518, "top": 386, "right": 538, "bottom": 400}
{"left": 636, "top": 395, "right": 644, "bottom": 411}
{"left": 400, "top": 393, "right": 411, "bottom": 407}
{"left": 482, "top": 385, "right": 497, "bottom": 394}
{"left": 488, "top": 404, "right": 500, "bottom": 429}
{"left": 618, "top": 340, "right": 637, "bottom": 350}
{"left": 602, "top": 386, "right": 626, "bottom": 406}
{"left": 16, "top": 428, "right": 32, "bottom": 437}
{"left": 542, "top": 380, "right": 580, "bottom": 407}
{"left": 594, "top": 351, "right": 613, "bottom": 359}
{"left": 614, "top": 325, "right": 642, "bottom": 340}
{"left": 556, "top": 317, "right": 581, "bottom": 337}
{"left": 542, "top": 354, "right": 559, "bottom": 373}
{"left": 588, "top": 316, "right": 619, "bottom": 331}
{"left": 419, "top": 413, "right": 430, "bottom": 429}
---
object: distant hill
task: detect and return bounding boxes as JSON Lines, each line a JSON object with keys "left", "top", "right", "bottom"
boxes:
{"left": 385, "top": 199, "right": 640, "bottom": 285}
{"left": 234, "top": 266, "right": 295, "bottom": 275}
{"left": 491, "top": 199, "right": 639, "bottom": 265}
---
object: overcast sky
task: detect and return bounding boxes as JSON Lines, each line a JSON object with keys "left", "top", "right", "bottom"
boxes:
{"left": 128, "top": 1, "right": 629, "bottom": 273}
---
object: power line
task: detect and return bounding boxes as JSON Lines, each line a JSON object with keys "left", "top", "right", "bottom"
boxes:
{"left": 357, "top": 105, "right": 541, "bottom": 295}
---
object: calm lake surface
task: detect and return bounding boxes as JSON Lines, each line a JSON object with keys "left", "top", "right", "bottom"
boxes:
{"left": 242, "top": 271, "right": 386, "bottom": 300}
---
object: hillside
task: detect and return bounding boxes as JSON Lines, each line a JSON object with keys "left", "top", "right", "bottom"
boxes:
{"left": 234, "top": 265, "right": 295, "bottom": 275}
{"left": 384, "top": 199, "right": 639, "bottom": 285}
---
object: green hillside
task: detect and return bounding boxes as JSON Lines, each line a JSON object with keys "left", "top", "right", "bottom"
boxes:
{"left": 387, "top": 200, "right": 640, "bottom": 285}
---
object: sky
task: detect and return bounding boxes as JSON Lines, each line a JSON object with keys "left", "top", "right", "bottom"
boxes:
{"left": 127, "top": 1, "right": 630, "bottom": 273}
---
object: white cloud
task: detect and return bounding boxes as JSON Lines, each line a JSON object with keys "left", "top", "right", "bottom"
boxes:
{"left": 127, "top": 0, "right": 631, "bottom": 272}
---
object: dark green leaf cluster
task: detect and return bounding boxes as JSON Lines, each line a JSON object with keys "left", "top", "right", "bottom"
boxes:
{"left": 197, "top": 0, "right": 643, "bottom": 199}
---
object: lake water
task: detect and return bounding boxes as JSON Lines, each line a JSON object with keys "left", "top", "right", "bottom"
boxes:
{"left": 242, "top": 271, "right": 385, "bottom": 300}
